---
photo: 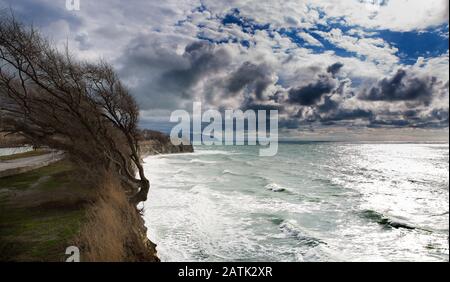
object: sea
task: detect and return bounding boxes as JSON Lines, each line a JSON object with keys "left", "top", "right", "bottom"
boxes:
{"left": 142, "top": 143, "right": 449, "bottom": 262}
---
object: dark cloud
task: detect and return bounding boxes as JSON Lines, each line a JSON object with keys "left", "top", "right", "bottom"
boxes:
{"left": 226, "top": 61, "right": 273, "bottom": 100}
{"left": 121, "top": 39, "right": 186, "bottom": 72}
{"left": 410, "top": 108, "right": 449, "bottom": 128}
{"left": 118, "top": 39, "right": 232, "bottom": 109}
{"left": 316, "top": 95, "right": 340, "bottom": 112}
{"left": 359, "top": 69, "right": 438, "bottom": 105}
{"left": 312, "top": 92, "right": 374, "bottom": 125}
{"left": 368, "top": 119, "right": 411, "bottom": 128}
{"left": 295, "top": 107, "right": 319, "bottom": 123}
{"left": 236, "top": 63, "right": 448, "bottom": 131}
{"left": 241, "top": 100, "right": 282, "bottom": 112}
{"left": 288, "top": 74, "right": 336, "bottom": 106}
{"left": 268, "top": 90, "right": 286, "bottom": 103}
{"left": 162, "top": 41, "right": 231, "bottom": 91}
{"left": 429, "top": 108, "right": 449, "bottom": 122}
{"left": 321, "top": 108, "right": 374, "bottom": 123}
{"left": 118, "top": 39, "right": 186, "bottom": 109}
{"left": 116, "top": 31, "right": 448, "bottom": 132}
{"left": 327, "top": 62, "right": 344, "bottom": 77}
{"left": 278, "top": 118, "right": 301, "bottom": 129}
{"left": 362, "top": 106, "right": 449, "bottom": 129}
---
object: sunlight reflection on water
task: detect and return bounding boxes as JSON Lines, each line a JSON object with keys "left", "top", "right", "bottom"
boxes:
{"left": 143, "top": 143, "right": 449, "bottom": 262}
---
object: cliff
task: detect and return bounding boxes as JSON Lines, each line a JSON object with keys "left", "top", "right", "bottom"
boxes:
{"left": 0, "top": 129, "right": 190, "bottom": 262}
{"left": 139, "top": 130, "right": 193, "bottom": 156}
{"left": 76, "top": 172, "right": 160, "bottom": 262}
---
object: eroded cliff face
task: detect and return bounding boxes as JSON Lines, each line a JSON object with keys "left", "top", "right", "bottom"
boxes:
{"left": 136, "top": 130, "right": 192, "bottom": 262}
{"left": 140, "top": 140, "right": 193, "bottom": 156}
{"left": 138, "top": 130, "right": 193, "bottom": 156}
{"left": 77, "top": 173, "right": 160, "bottom": 262}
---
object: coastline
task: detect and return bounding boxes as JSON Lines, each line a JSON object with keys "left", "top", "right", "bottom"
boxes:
{"left": 138, "top": 136, "right": 194, "bottom": 262}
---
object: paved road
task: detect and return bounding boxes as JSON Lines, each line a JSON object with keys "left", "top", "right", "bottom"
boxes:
{"left": 0, "top": 151, "right": 64, "bottom": 178}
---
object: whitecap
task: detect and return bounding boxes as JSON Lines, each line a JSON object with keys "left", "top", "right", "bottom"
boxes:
{"left": 222, "top": 169, "right": 239, "bottom": 176}
{"left": 189, "top": 159, "right": 217, "bottom": 164}
{"left": 191, "top": 149, "right": 238, "bottom": 156}
{"left": 265, "top": 183, "right": 287, "bottom": 192}
{"left": 279, "top": 220, "right": 325, "bottom": 248}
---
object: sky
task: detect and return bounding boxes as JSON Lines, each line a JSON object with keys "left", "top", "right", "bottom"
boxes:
{"left": 1, "top": 0, "right": 449, "bottom": 141}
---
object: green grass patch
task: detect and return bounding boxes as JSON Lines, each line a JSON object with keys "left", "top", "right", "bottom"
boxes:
{"left": 0, "top": 149, "right": 50, "bottom": 161}
{"left": 0, "top": 160, "right": 73, "bottom": 190}
{"left": 0, "top": 207, "right": 85, "bottom": 261}
{"left": 0, "top": 160, "right": 90, "bottom": 262}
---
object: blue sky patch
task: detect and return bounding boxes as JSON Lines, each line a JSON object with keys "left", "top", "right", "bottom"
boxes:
{"left": 221, "top": 8, "right": 271, "bottom": 34}
{"left": 374, "top": 25, "right": 449, "bottom": 65}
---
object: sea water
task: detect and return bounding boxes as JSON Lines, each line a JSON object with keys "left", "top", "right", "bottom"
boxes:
{"left": 142, "top": 143, "right": 449, "bottom": 262}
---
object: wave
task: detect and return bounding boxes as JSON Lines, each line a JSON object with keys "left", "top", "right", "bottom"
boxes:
{"left": 265, "top": 183, "right": 287, "bottom": 193}
{"left": 220, "top": 170, "right": 257, "bottom": 178}
{"left": 431, "top": 211, "right": 449, "bottom": 217}
{"left": 189, "top": 184, "right": 210, "bottom": 193}
{"left": 222, "top": 169, "right": 238, "bottom": 176}
{"left": 189, "top": 159, "right": 217, "bottom": 164}
{"left": 174, "top": 168, "right": 189, "bottom": 174}
{"left": 279, "top": 220, "right": 325, "bottom": 248}
{"left": 360, "top": 210, "right": 418, "bottom": 230}
{"left": 192, "top": 149, "right": 240, "bottom": 156}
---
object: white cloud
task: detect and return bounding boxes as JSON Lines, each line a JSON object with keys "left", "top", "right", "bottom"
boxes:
{"left": 1, "top": 0, "right": 447, "bottom": 134}
{"left": 297, "top": 32, "right": 323, "bottom": 47}
{"left": 314, "top": 0, "right": 449, "bottom": 31}
{"left": 315, "top": 28, "right": 399, "bottom": 67}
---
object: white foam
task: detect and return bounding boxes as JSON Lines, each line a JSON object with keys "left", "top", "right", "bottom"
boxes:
{"left": 190, "top": 159, "right": 217, "bottom": 164}
{"left": 265, "top": 183, "right": 286, "bottom": 192}
{"left": 191, "top": 149, "right": 241, "bottom": 156}
{"left": 142, "top": 143, "right": 450, "bottom": 262}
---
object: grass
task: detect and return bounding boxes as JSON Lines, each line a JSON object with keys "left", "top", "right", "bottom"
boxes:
{"left": 0, "top": 160, "right": 72, "bottom": 190}
{"left": 77, "top": 174, "right": 159, "bottom": 262}
{"left": 0, "top": 149, "right": 49, "bottom": 161}
{"left": 0, "top": 160, "right": 92, "bottom": 262}
{"left": 0, "top": 208, "right": 85, "bottom": 261}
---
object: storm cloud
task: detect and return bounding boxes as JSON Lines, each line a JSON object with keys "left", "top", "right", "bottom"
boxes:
{"left": 359, "top": 69, "right": 439, "bottom": 105}
{"left": 226, "top": 62, "right": 274, "bottom": 100}
{"left": 327, "top": 62, "right": 344, "bottom": 77}
{"left": 118, "top": 39, "right": 232, "bottom": 109}
{"left": 9, "top": 0, "right": 445, "bottom": 137}
{"left": 288, "top": 74, "right": 336, "bottom": 106}
{"left": 162, "top": 41, "right": 232, "bottom": 92}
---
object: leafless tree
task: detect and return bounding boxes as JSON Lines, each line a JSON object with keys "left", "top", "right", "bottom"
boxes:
{"left": 0, "top": 14, "right": 149, "bottom": 204}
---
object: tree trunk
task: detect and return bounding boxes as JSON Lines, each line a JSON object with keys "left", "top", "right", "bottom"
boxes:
{"left": 131, "top": 178, "right": 150, "bottom": 205}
